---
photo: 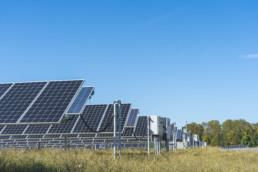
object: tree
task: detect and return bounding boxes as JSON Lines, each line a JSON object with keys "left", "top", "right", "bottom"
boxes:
{"left": 241, "top": 131, "right": 251, "bottom": 146}
{"left": 202, "top": 120, "right": 221, "bottom": 146}
{"left": 186, "top": 122, "right": 204, "bottom": 140}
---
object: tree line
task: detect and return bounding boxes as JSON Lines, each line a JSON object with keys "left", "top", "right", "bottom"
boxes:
{"left": 186, "top": 119, "right": 258, "bottom": 147}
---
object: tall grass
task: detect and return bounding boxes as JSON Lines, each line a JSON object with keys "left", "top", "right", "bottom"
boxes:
{"left": 0, "top": 147, "right": 257, "bottom": 172}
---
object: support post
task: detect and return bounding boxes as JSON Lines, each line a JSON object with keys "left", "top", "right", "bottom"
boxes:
{"left": 118, "top": 103, "right": 122, "bottom": 157}
{"left": 147, "top": 116, "right": 150, "bottom": 156}
{"left": 113, "top": 103, "right": 117, "bottom": 159}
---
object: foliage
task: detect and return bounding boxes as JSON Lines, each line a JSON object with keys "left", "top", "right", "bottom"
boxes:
{"left": 0, "top": 148, "right": 257, "bottom": 172}
{"left": 192, "top": 119, "right": 258, "bottom": 147}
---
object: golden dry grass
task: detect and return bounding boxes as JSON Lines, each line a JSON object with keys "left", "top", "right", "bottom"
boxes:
{"left": 0, "top": 147, "right": 257, "bottom": 172}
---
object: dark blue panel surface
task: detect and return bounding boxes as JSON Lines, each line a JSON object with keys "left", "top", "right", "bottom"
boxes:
{"left": 67, "top": 87, "right": 94, "bottom": 114}
{"left": 48, "top": 116, "right": 79, "bottom": 134}
{"left": 24, "top": 125, "right": 51, "bottom": 134}
{"left": 99, "top": 104, "right": 131, "bottom": 132}
{"left": 177, "top": 129, "right": 182, "bottom": 140}
{"left": 20, "top": 80, "right": 83, "bottom": 123}
{"left": 134, "top": 116, "right": 147, "bottom": 136}
{"left": 122, "top": 128, "right": 133, "bottom": 136}
{"left": 126, "top": 109, "right": 138, "bottom": 127}
{"left": 11, "top": 135, "right": 27, "bottom": 139}
{"left": 1, "top": 125, "right": 27, "bottom": 135}
{"left": 0, "top": 82, "right": 47, "bottom": 124}
{"left": 0, "top": 84, "right": 12, "bottom": 98}
{"left": 27, "top": 135, "right": 43, "bottom": 139}
{"left": 73, "top": 104, "right": 107, "bottom": 133}
{"left": 44, "top": 135, "right": 61, "bottom": 138}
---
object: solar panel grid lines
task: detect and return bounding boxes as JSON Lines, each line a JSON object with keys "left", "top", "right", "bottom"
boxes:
{"left": 0, "top": 82, "right": 47, "bottom": 124}
{"left": 1, "top": 125, "right": 28, "bottom": 135}
{"left": 0, "top": 126, "right": 6, "bottom": 134}
{"left": 66, "top": 86, "right": 95, "bottom": 114}
{"left": 24, "top": 124, "right": 51, "bottom": 135}
{"left": 73, "top": 104, "right": 108, "bottom": 133}
{"left": 0, "top": 83, "right": 14, "bottom": 99}
{"left": 96, "top": 105, "right": 109, "bottom": 131}
{"left": 70, "top": 116, "right": 81, "bottom": 133}
{"left": 122, "top": 128, "right": 133, "bottom": 136}
{"left": 48, "top": 116, "right": 79, "bottom": 134}
{"left": 27, "top": 135, "right": 43, "bottom": 139}
{"left": 43, "top": 135, "right": 61, "bottom": 138}
{"left": 126, "top": 109, "right": 139, "bottom": 127}
{"left": 21, "top": 125, "right": 29, "bottom": 135}
{"left": 19, "top": 80, "right": 84, "bottom": 124}
{"left": 16, "top": 82, "right": 50, "bottom": 124}
{"left": 134, "top": 116, "right": 148, "bottom": 136}
{"left": 98, "top": 104, "right": 131, "bottom": 133}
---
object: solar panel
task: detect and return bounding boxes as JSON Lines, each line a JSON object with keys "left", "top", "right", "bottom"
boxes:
{"left": 67, "top": 87, "right": 94, "bottom": 114}
{"left": 1, "top": 125, "right": 28, "bottom": 135}
{"left": 177, "top": 129, "right": 182, "bottom": 140}
{"left": 19, "top": 80, "right": 83, "bottom": 124}
{"left": 0, "top": 83, "right": 13, "bottom": 98}
{"left": 122, "top": 128, "right": 133, "bottom": 136}
{"left": 24, "top": 124, "right": 51, "bottom": 135}
{"left": 126, "top": 109, "right": 138, "bottom": 127}
{"left": 73, "top": 104, "right": 108, "bottom": 133}
{"left": 0, "top": 82, "right": 47, "bottom": 124}
{"left": 134, "top": 116, "right": 147, "bottom": 136}
{"left": 99, "top": 104, "right": 131, "bottom": 133}
{"left": 48, "top": 116, "right": 79, "bottom": 134}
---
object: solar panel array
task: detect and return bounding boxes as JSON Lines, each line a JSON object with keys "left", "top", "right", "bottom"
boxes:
{"left": 0, "top": 80, "right": 84, "bottom": 125}
{"left": 0, "top": 79, "right": 152, "bottom": 149}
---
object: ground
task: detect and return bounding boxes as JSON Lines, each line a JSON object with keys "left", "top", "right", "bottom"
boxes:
{"left": 0, "top": 147, "right": 257, "bottom": 172}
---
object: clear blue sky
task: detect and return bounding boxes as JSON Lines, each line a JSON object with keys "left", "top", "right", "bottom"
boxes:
{"left": 1, "top": 0, "right": 258, "bottom": 127}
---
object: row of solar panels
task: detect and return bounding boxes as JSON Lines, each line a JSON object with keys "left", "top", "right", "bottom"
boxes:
{"left": 0, "top": 80, "right": 148, "bottom": 147}
{"left": 0, "top": 105, "right": 147, "bottom": 136}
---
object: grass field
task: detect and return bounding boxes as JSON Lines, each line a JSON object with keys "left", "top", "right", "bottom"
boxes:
{"left": 0, "top": 147, "right": 257, "bottom": 172}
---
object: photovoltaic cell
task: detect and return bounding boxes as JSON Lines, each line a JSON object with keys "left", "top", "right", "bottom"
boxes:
{"left": 134, "top": 116, "right": 147, "bottom": 136}
{"left": 67, "top": 87, "right": 94, "bottom": 114}
{"left": 1, "top": 125, "right": 27, "bottom": 135}
{"left": 27, "top": 135, "right": 43, "bottom": 139}
{"left": 48, "top": 116, "right": 79, "bottom": 134}
{"left": 126, "top": 109, "right": 138, "bottom": 127}
{"left": 0, "top": 82, "right": 47, "bottom": 124}
{"left": 44, "top": 135, "right": 61, "bottom": 138}
{"left": 73, "top": 105, "right": 107, "bottom": 133}
{"left": 20, "top": 80, "right": 83, "bottom": 124}
{"left": 24, "top": 125, "right": 51, "bottom": 134}
{"left": 99, "top": 104, "right": 131, "bottom": 132}
{"left": 0, "top": 84, "right": 12, "bottom": 98}
{"left": 11, "top": 135, "right": 27, "bottom": 139}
